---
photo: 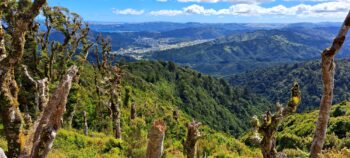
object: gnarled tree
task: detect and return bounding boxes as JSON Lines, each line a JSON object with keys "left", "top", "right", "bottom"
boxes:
{"left": 0, "top": 1, "right": 47, "bottom": 157}
{"left": 310, "top": 10, "right": 350, "bottom": 158}
{"left": 250, "top": 82, "right": 301, "bottom": 158}
{"left": 0, "top": 1, "right": 92, "bottom": 157}
{"left": 93, "top": 34, "right": 123, "bottom": 139}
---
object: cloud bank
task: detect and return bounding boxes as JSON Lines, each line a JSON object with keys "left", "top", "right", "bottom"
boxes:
{"left": 149, "top": 1, "right": 350, "bottom": 17}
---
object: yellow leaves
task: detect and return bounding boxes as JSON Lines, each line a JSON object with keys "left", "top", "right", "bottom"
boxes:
{"left": 292, "top": 96, "right": 300, "bottom": 105}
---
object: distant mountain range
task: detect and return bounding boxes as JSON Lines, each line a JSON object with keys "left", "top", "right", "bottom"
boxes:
{"left": 147, "top": 27, "right": 350, "bottom": 75}
{"left": 48, "top": 21, "right": 349, "bottom": 76}
{"left": 88, "top": 22, "right": 342, "bottom": 32}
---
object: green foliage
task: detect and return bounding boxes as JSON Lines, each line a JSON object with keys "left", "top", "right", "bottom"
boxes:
{"left": 332, "top": 106, "right": 347, "bottom": 117}
{"left": 22, "top": 60, "right": 263, "bottom": 157}
{"left": 48, "top": 129, "right": 125, "bottom": 158}
{"left": 264, "top": 102, "right": 350, "bottom": 153}
{"left": 277, "top": 133, "right": 305, "bottom": 150}
{"left": 230, "top": 59, "right": 350, "bottom": 111}
{"left": 125, "top": 60, "right": 271, "bottom": 135}
{"left": 282, "top": 148, "right": 308, "bottom": 158}
{"left": 149, "top": 29, "right": 346, "bottom": 75}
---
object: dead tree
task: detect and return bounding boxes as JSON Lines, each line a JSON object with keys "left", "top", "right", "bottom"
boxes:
{"left": 83, "top": 111, "right": 89, "bottom": 136}
{"left": 131, "top": 103, "right": 136, "bottom": 120}
{"left": 310, "top": 11, "right": 350, "bottom": 158}
{"left": 250, "top": 82, "right": 301, "bottom": 158}
{"left": 22, "top": 66, "right": 78, "bottom": 158}
{"left": 184, "top": 120, "right": 202, "bottom": 158}
{"left": 146, "top": 120, "right": 166, "bottom": 158}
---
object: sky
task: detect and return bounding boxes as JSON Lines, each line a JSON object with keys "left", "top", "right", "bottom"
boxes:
{"left": 47, "top": 0, "right": 350, "bottom": 23}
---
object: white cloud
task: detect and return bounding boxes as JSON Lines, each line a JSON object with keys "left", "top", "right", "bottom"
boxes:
{"left": 149, "top": 1, "right": 350, "bottom": 17}
{"left": 150, "top": 10, "right": 184, "bottom": 16}
{"left": 157, "top": 0, "right": 168, "bottom": 2}
{"left": 183, "top": 4, "right": 217, "bottom": 15}
{"left": 177, "top": 0, "right": 274, "bottom": 4}
{"left": 112, "top": 8, "right": 145, "bottom": 15}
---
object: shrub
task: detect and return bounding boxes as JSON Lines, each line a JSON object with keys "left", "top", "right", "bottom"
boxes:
{"left": 330, "top": 119, "right": 350, "bottom": 138}
{"left": 277, "top": 134, "right": 304, "bottom": 150}
{"left": 324, "top": 133, "right": 340, "bottom": 149}
{"left": 282, "top": 148, "right": 308, "bottom": 158}
{"left": 319, "top": 148, "right": 350, "bottom": 158}
{"left": 103, "top": 139, "right": 124, "bottom": 153}
{"left": 332, "top": 106, "right": 347, "bottom": 117}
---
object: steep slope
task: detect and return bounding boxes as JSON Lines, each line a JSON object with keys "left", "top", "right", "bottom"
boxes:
{"left": 124, "top": 61, "right": 272, "bottom": 135}
{"left": 229, "top": 59, "right": 350, "bottom": 111}
{"left": 0, "top": 60, "right": 272, "bottom": 157}
{"left": 148, "top": 27, "right": 350, "bottom": 75}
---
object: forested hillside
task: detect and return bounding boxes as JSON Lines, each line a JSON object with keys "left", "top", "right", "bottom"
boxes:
{"left": 0, "top": 60, "right": 269, "bottom": 157}
{"left": 149, "top": 28, "right": 350, "bottom": 75}
{"left": 2, "top": 1, "right": 350, "bottom": 158}
{"left": 229, "top": 59, "right": 350, "bottom": 111}
{"left": 124, "top": 61, "right": 272, "bottom": 134}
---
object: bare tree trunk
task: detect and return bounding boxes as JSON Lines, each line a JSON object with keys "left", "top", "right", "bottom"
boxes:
{"left": 111, "top": 101, "right": 122, "bottom": 139}
{"left": 310, "top": 11, "right": 350, "bottom": 158}
{"left": 130, "top": 103, "right": 136, "bottom": 120}
{"left": 146, "top": 120, "right": 166, "bottom": 158}
{"left": 0, "top": 148, "right": 6, "bottom": 158}
{"left": 83, "top": 111, "right": 89, "bottom": 136}
{"left": 65, "top": 107, "right": 75, "bottom": 128}
{"left": 184, "top": 121, "right": 202, "bottom": 158}
{"left": 19, "top": 65, "right": 78, "bottom": 158}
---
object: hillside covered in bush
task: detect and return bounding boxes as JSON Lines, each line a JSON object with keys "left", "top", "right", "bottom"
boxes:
{"left": 0, "top": 60, "right": 269, "bottom": 157}
{"left": 148, "top": 28, "right": 350, "bottom": 75}
{"left": 230, "top": 59, "right": 350, "bottom": 111}
{"left": 241, "top": 101, "right": 350, "bottom": 158}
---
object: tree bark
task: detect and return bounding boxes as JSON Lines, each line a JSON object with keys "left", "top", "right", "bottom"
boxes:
{"left": 110, "top": 67, "right": 122, "bottom": 139}
{"left": 19, "top": 65, "right": 78, "bottom": 158}
{"left": 0, "top": 1, "right": 47, "bottom": 157}
{"left": 111, "top": 101, "right": 122, "bottom": 139}
{"left": 146, "top": 120, "right": 166, "bottom": 158}
{"left": 130, "top": 103, "right": 136, "bottom": 120}
{"left": 83, "top": 111, "right": 89, "bottom": 136}
{"left": 184, "top": 121, "right": 202, "bottom": 158}
{"left": 0, "top": 148, "right": 6, "bottom": 158}
{"left": 310, "top": 10, "right": 350, "bottom": 158}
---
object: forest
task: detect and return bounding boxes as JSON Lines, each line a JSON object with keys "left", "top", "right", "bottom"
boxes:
{"left": 1, "top": 1, "right": 350, "bottom": 158}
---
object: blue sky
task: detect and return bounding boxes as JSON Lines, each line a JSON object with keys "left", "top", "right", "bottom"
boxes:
{"left": 47, "top": 0, "right": 350, "bottom": 23}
